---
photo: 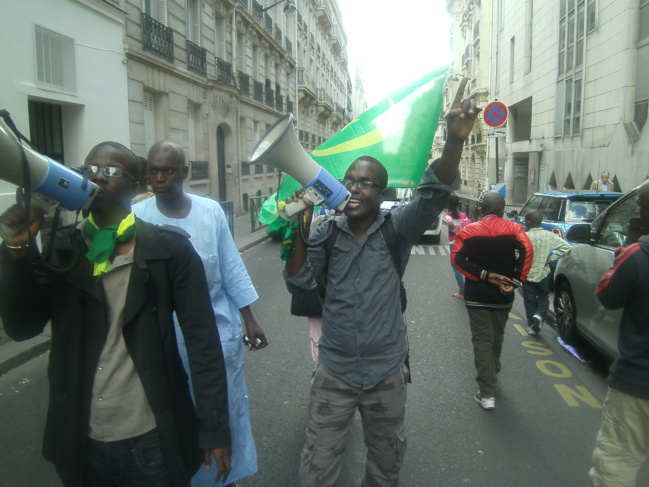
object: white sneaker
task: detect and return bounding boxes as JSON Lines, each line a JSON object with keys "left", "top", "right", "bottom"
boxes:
{"left": 531, "top": 314, "right": 542, "bottom": 334}
{"left": 474, "top": 392, "right": 495, "bottom": 410}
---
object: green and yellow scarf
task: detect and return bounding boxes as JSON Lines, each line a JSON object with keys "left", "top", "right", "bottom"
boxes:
{"left": 85, "top": 212, "right": 136, "bottom": 276}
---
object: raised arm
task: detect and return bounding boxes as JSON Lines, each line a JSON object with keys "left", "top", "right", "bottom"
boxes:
{"left": 435, "top": 78, "right": 481, "bottom": 185}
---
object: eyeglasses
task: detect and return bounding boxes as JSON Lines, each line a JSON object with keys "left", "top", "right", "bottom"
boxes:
{"left": 340, "top": 179, "right": 384, "bottom": 191}
{"left": 81, "top": 165, "right": 137, "bottom": 182}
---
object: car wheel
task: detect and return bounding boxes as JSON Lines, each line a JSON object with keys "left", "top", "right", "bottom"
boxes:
{"left": 554, "top": 282, "right": 580, "bottom": 345}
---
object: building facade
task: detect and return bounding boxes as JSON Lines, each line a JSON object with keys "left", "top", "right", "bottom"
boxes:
{"left": 124, "top": 0, "right": 352, "bottom": 214}
{"left": 0, "top": 0, "right": 130, "bottom": 216}
{"left": 438, "top": 0, "right": 649, "bottom": 204}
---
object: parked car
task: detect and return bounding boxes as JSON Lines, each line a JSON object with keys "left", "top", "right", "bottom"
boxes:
{"left": 508, "top": 190, "right": 623, "bottom": 242}
{"left": 553, "top": 186, "right": 640, "bottom": 361}
{"left": 380, "top": 187, "right": 443, "bottom": 243}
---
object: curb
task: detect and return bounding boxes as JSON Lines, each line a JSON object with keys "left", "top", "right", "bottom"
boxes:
{"left": 0, "top": 336, "right": 51, "bottom": 376}
{"left": 237, "top": 233, "right": 271, "bottom": 253}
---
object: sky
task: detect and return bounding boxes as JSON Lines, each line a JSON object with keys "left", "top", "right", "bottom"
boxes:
{"left": 336, "top": 0, "right": 453, "bottom": 107}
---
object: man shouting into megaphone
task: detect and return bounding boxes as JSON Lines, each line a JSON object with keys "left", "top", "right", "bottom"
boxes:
{"left": 284, "top": 78, "right": 480, "bottom": 486}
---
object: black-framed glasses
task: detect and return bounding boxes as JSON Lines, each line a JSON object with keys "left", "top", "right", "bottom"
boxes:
{"left": 81, "top": 164, "right": 137, "bottom": 182}
{"left": 340, "top": 178, "right": 384, "bottom": 191}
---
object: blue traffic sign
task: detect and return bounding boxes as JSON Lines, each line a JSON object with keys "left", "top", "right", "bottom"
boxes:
{"left": 483, "top": 102, "right": 508, "bottom": 128}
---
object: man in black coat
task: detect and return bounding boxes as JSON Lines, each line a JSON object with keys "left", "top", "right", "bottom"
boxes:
{"left": 0, "top": 142, "right": 232, "bottom": 486}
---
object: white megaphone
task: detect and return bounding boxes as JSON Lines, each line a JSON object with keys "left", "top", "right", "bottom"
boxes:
{"left": 0, "top": 114, "right": 98, "bottom": 216}
{"left": 248, "top": 113, "right": 350, "bottom": 220}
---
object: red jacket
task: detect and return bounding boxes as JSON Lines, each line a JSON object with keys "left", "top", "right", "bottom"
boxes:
{"left": 452, "top": 215, "right": 533, "bottom": 308}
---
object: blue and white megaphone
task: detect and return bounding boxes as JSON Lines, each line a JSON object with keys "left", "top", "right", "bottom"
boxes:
{"left": 248, "top": 113, "right": 350, "bottom": 220}
{"left": 0, "top": 114, "right": 98, "bottom": 214}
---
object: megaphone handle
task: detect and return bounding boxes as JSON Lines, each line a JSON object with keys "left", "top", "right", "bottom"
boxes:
{"left": 282, "top": 188, "right": 325, "bottom": 219}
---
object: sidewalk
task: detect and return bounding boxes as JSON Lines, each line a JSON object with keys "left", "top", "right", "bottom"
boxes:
{"left": 0, "top": 212, "right": 271, "bottom": 376}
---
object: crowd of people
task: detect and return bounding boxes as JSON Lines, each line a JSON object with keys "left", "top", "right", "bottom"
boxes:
{"left": 0, "top": 77, "right": 647, "bottom": 487}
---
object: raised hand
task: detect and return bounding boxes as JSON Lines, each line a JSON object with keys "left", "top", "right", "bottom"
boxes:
{"left": 446, "top": 77, "right": 482, "bottom": 140}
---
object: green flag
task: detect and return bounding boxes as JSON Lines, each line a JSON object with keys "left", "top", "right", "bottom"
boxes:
{"left": 259, "top": 66, "right": 449, "bottom": 252}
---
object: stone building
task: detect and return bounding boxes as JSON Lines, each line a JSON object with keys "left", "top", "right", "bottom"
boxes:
{"left": 123, "top": 0, "right": 352, "bottom": 214}
{"left": 437, "top": 0, "right": 649, "bottom": 204}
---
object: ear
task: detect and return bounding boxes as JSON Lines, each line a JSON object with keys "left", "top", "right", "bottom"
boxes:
{"left": 378, "top": 187, "right": 388, "bottom": 203}
{"left": 183, "top": 165, "right": 189, "bottom": 180}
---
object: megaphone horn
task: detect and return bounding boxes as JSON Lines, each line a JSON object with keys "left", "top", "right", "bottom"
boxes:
{"left": 0, "top": 112, "right": 98, "bottom": 213}
{"left": 248, "top": 113, "right": 350, "bottom": 220}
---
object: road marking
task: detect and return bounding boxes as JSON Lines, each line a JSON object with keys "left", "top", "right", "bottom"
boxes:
{"left": 554, "top": 385, "right": 602, "bottom": 408}
{"left": 410, "top": 245, "right": 448, "bottom": 256}
{"left": 536, "top": 360, "right": 572, "bottom": 378}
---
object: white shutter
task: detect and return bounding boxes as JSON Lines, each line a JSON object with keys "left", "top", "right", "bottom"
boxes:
{"left": 144, "top": 93, "right": 156, "bottom": 153}
{"left": 216, "top": 17, "right": 226, "bottom": 59}
{"left": 188, "top": 105, "right": 196, "bottom": 161}
{"left": 188, "top": 0, "right": 200, "bottom": 44}
{"left": 154, "top": 0, "right": 167, "bottom": 25}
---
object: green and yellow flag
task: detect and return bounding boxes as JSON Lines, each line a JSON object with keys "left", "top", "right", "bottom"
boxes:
{"left": 259, "top": 65, "right": 449, "bottom": 258}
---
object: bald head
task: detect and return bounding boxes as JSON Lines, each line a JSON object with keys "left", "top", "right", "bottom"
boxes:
{"left": 148, "top": 140, "right": 185, "bottom": 169}
{"left": 525, "top": 210, "right": 543, "bottom": 228}
{"left": 481, "top": 191, "right": 506, "bottom": 217}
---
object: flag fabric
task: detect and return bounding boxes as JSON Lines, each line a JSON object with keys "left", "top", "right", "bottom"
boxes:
{"left": 258, "top": 65, "right": 450, "bottom": 258}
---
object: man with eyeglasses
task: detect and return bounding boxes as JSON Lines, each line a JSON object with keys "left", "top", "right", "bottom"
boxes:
{"left": 0, "top": 141, "right": 232, "bottom": 486}
{"left": 285, "top": 79, "right": 479, "bottom": 486}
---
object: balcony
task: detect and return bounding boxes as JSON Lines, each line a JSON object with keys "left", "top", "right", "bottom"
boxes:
{"left": 330, "top": 24, "right": 341, "bottom": 52}
{"left": 216, "top": 57, "right": 232, "bottom": 85}
{"left": 274, "top": 26, "right": 282, "bottom": 45}
{"left": 142, "top": 13, "right": 174, "bottom": 63}
{"left": 190, "top": 160, "right": 209, "bottom": 180}
{"left": 265, "top": 86, "right": 275, "bottom": 108}
{"left": 238, "top": 71, "right": 250, "bottom": 97}
{"left": 264, "top": 13, "right": 273, "bottom": 35}
{"left": 285, "top": 37, "right": 293, "bottom": 57}
{"left": 238, "top": 0, "right": 248, "bottom": 8}
{"left": 253, "top": 79, "right": 264, "bottom": 103}
{"left": 298, "top": 68, "right": 316, "bottom": 100}
{"left": 315, "top": 0, "right": 332, "bottom": 31}
{"left": 317, "top": 88, "right": 333, "bottom": 109}
{"left": 252, "top": 0, "right": 263, "bottom": 23}
{"left": 186, "top": 40, "right": 207, "bottom": 77}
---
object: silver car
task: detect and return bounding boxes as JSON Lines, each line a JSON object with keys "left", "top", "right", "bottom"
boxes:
{"left": 553, "top": 186, "right": 640, "bottom": 361}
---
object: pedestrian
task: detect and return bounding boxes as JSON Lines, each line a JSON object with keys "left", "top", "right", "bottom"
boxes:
{"left": 133, "top": 140, "right": 268, "bottom": 487}
{"left": 285, "top": 78, "right": 479, "bottom": 486}
{"left": 589, "top": 180, "right": 649, "bottom": 487}
{"left": 590, "top": 171, "right": 612, "bottom": 191}
{"left": 0, "top": 142, "right": 231, "bottom": 486}
{"left": 623, "top": 217, "right": 642, "bottom": 247}
{"left": 445, "top": 194, "right": 471, "bottom": 298}
{"left": 523, "top": 210, "right": 571, "bottom": 335}
{"left": 451, "top": 192, "right": 533, "bottom": 410}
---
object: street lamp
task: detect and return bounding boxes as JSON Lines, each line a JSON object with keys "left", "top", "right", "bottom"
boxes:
{"left": 262, "top": 0, "right": 296, "bottom": 14}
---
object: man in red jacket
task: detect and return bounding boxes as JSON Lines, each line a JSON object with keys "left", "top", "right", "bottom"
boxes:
{"left": 452, "top": 192, "right": 533, "bottom": 410}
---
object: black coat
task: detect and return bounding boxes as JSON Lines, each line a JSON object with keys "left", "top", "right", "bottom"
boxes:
{"left": 0, "top": 218, "right": 230, "bottom": 487}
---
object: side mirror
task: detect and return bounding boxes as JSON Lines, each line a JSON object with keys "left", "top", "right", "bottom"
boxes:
{"left": 565, "top": 223, "right": 591, "bottom": 244}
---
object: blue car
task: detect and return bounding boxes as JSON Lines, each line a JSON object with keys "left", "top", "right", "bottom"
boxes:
{"left": 507, "top": 190, "right": 623, "bottom": 243}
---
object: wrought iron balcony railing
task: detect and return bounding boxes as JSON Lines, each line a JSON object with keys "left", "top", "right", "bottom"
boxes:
{"left": 216, "top": 57, "right": 232, "bottom": 85}
{"left": 238, "top": 0, "right": 248, "bottom": 9}
{"left": 265, "top": 86, "right": 275, "bottom": 108}
{"left": 186, "top": 40, "right": 207, "bottom": 76}
{"left": 238, "top": 71, "right": 250, "bottom": 97}
{"left": 274, "top": 26, "right": 282, "bottom": 44}
{"left": 253, "top": 80, "right": 264, "bottom": 103}
{"left": 275, "top": 93, "right": 284, "bottom": 112}
{"left": 285, "top": 37, "right": 293, "bottom": 57}
{"left": 190, "top": 160, "right": 209, "bottom": 180}
{"left": 142, "top": 13, "right": 174, "bottom": 63}
{"left": 264, "top": 13, "right": 273, "bottom": 35}
{"left": 252, "top": 0, "right": 263, "bottom": 23}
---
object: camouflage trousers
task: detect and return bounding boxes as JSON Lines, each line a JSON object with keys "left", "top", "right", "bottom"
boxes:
{"left": 299, "top": 363, "right": 408, "bottom": 487}
{"left": 589, "top": 387, "right": 649, "bottom": 487}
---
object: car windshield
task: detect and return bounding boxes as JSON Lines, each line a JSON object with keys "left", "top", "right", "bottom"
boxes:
{"left": 566, "top": 199, "right": 614, "bottom": 222}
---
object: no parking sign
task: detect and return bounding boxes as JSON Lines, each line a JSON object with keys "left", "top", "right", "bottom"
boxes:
{"left": 483, "top": 101, "right": 508, "bottom": 128}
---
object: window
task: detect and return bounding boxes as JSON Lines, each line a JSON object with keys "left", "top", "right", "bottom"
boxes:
{"left": 144, "top": 0, "right": 167, "bottom": 24}
{"left": 556, "top": 0, "right": 586, "bottom": 137}
{"left": 34, "top": 25, "right": 76, "bottom": 93}
{"left": 187, "top": 0, "right": 200, "bottom": 44}
{"left": 215, "top": 15, "right": 226, "bottom": 59}
{"left": 143, "top": 92, "right": 156, "bottom": 153}
{"left": 187, "top": 104, "right": 196, "bottom": 161}
{"left": 597, "top": 194, "right": 638, "bottom": 248}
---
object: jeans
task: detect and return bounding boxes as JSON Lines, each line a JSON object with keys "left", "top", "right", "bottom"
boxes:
{"left": 522, "top": 276, "right": 550, "bottom": 325}
{"left": 449, "top": 244, "right": 464, "bottom": 294}
{"left": 82, "top": 428, "right": 171, "bottom": 487}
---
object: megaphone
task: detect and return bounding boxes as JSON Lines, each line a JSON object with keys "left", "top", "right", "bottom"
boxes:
{"left": 248, "top": 113, "right": 350, "bottom": 220}
{"left": 0, "top": 113, "right": 98, "bottom": 214}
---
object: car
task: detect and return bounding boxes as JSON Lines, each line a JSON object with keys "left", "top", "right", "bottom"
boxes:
{"left": 553, "top": 186, "right": 641, "bottom": 361}
{"left": 380, "top": 187, "right": 443, "bottom": 243}
{"left": 508, "top": 190, "right": 623, "bottom": 243}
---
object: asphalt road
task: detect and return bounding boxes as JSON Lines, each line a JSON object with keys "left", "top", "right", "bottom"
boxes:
{"left": 1, "top": 233, "right": 648, "bottom": 486}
